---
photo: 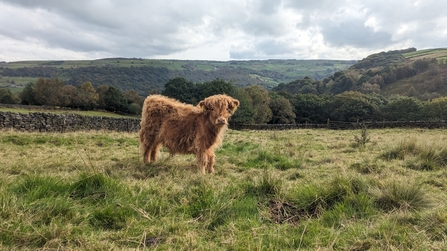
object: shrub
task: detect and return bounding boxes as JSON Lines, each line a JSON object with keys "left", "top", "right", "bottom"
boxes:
{"left": 353, "top": 125, "right": 370, "bottom": 148}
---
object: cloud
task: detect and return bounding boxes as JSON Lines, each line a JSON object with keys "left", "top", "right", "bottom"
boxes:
{"left": 0, "top": 0, "right": 446, "bottom": 61}
{"left": 320, "top": 19, "right": 392, "bottom": 48}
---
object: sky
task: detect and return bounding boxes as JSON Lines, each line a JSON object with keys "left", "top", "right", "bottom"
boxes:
{"left": 0, "top": 0, "right": 446, "bottom": 62}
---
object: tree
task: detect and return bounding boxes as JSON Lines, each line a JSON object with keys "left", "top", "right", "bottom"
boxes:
{"left": 0, "top": 88, "right": 20, "bottom": 104}
{"left": 244, "top": 85, "right": 272, "bottom": 124}
{"left": 413, "top": 59, "right": 432, "bottom": 72}
{"left": 124, "top": 90, "right": 145, "bottom": 107}
{"left": 123, "top": 90, "right": 144, "bottom": 115}
{"left": 72, "top": 81, "right": 99, "bottom": 110}
{"left": 33, "top": 78, "right": 65, "bottom": 106}
{"left": 229, "top": 88, "right": 255, "bottom": 126}
{"left": 269, "top": 93, "right": 296, "bottom": 124}
{"left": 271, "top": 77, "right": 320, "bottom": 95}
{"left": 60, "top": 85, "right": 76, "bottom": 107}
{"left": 424, "top": 96, "right": 447, "bottom": 120}
{"left": 198, "top": 78, "right": 238, "bottom": 100}
{"left": 368, "top": 75, "right": 385, "bottom": 88}
{"left": 96, "top": 84, "right": 110, "bottom": 110}
{"left": 291, "top": 94, "right": 330, "bottom": 124}
{"left": 329, "top": 91, "right": 378, "bottom": 122}
{"left": 383, "top": 96, "right": 424, "bottom": 121}
{"left": 330, "top": 74, "right": 355, "bottom": 94}
{"left": 162, "top": 77, "right": 199, "bottom": 104}
{"left": 104, "top": 86, "right": 129, "bottom": 113}
{"left": 359, "top": 82, "right": 381, "bottom": 94}
{"left": 364, "top": 93, "right": 388, "bottom": 120}
{"left": 127, "top": 102, "right": 142, "bottom": 115}
{"left": 19, "top": 82, "right": 36, "bottom": 105}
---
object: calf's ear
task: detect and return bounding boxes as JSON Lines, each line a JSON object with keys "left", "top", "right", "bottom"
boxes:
{"left": 198, "top": 100, "right": 207, "bottom": 111}
{"left": 228, "top": 99, "right": 240, "bottom": 113}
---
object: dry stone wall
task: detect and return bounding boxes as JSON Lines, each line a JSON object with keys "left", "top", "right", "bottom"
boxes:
{"left": 236, "top": 121, "right": 447, "bottom": 130}
{"left": 1, "top": 111, "right": 446, "bottom": 133}
{"left": 0, "top": 112, "right": 140, "bottom": 132}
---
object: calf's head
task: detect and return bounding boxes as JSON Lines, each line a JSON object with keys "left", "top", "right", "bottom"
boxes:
{"left": 198, "top": 94, "right": 240, "bottom": 126}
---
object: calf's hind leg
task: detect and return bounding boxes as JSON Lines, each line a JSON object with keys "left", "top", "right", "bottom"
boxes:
{"left": 142, "top": 144, "right": 151, "bottom": 163}
{"left": 139, "top": 130, "right": 159, "bottom": 163}
{"left": 150, "top": 143, "right": 162, "bottom": 162}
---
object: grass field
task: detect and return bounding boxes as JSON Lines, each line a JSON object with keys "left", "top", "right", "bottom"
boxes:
{"left": 402, "top": 48, "right": 447, "bottom": 64}
{"left": 1, "top": 128, "right": 447, "bottom": 250}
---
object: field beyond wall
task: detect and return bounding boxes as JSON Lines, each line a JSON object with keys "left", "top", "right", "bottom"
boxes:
{"left": 1, "top": 128, "right": 447, "bottom": 250}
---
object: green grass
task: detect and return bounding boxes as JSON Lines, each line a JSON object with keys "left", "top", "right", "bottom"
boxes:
{"left": 402, "top": 48, "right": 447, "bottom": 59}
{"left": 1, "top": 128, "right": 447, "bottom": 249}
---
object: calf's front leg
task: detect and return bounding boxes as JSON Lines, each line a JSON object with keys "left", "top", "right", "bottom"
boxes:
{"left": 196, "top": 151, "right": 209, "bottom": 174}
{"left": 206, "top": 152, "right": 215, "bottom": 173}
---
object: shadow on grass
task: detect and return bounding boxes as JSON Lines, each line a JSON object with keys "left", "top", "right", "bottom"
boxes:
{"left": 110, "top": 156, "right": 197, "bottom": 179}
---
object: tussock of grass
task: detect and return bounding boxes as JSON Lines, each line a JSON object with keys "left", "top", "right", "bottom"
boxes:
{"left": 245, "top": 150, "right": 302, "bottom": 170}
{"left": 370, "top": 180, "right": 432, "bottom": 212}
{"left": 382, "top": 138, "right": 447, "bottom": 170}
{"left": 1, "top": 128, "right": 447, "bottom": 249}
{"left": 69, "top": 173, "right": 126, "bottom": 202}
{"left": 381, "top": 138, "right": 419, "bottom": 160}
{"left": 242, "top": 169, "right": 283, "bottom": 198}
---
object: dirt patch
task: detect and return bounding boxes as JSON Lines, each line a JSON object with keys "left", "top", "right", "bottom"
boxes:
{"left": 142, "top": 236, "right": 164, "bottom": 247}
{"left": 267, "top": 199, "right": 322, "bottom": 225}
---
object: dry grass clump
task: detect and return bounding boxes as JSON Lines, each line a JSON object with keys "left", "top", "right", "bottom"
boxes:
{"left": 381, "top": 137, "right": 447, "bottom": 171}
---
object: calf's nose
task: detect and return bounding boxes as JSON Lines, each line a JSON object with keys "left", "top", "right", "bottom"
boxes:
{"left": 217, "top": 117, "right": 226, "bottom": 124}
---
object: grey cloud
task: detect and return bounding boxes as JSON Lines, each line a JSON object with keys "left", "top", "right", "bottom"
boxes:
{"left": 256, "top": 0, "right": 282, "bottom": 15}
{"left": 229, "top": 39, "right": 295, "bottom": 59}
{"left": 320, "top": 20, "right": 392, "bottom": 48}
{"left": 283, "top": 0, "right": 340, "bottom": 11}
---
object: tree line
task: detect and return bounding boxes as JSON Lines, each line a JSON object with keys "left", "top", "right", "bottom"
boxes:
{"left": 1, "top": 77, "right": 447, "bottom": 124}
{"left": 161, "top": 77, "right": 447, "bottom": 124}
{"left": 1, "top": 78, "right": 145, "bottom": 115}
{"left": 1, "top": 63, "right": 287, "bottom": 93}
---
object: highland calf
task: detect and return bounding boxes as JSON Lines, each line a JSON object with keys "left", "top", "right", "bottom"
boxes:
{"left": 139, "top": 94, "right": 239, "bottom": 174}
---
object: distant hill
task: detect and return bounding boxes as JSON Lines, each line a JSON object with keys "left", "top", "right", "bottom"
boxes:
{"left": 0, "top": 58, "right": 355, "bottom": 95}
{"left": 3, "top": 48, "right": 445, "bottom": 98}
{"left": 346, "top": 47, "right": 447, "bottom": 98}
{"left": 272, "top": 48, "right": 447, "bottom": 99}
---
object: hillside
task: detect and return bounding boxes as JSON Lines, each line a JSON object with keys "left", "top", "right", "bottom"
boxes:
{"left": 0, "top": 59, "right": 354, "bottom": 95}
{"left": 345, "top": 48, "right": 447, "bottom": 97}
{"left": 272, "top": 48, "right": 447, "bottom": 98}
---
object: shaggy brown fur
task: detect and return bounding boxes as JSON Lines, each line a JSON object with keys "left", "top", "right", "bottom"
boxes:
{"left": 139, "top": 94, "right": 239, "bottom": 174}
